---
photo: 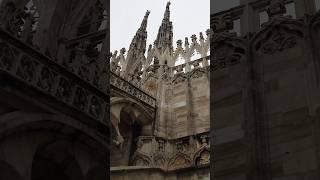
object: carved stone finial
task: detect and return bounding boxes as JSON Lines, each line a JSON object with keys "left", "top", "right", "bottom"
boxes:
{"left": 113, "top": 50, "right": 118, "bottom": 57}
{"left": 185, "top": 37, "right": 189, "bottom": 46}
{"left": 212, "top": 13, "right": 233, "bottom": 33}
{"left": 166, "top": 1, "right": 171, "bottom": 9}
{"left": 191, "top": 34, "right": 197, "bottom": 43}
{"left": 206, "top": 29, "right": 211, "bottom": 36}
{"left": 148, "top": 44, "right": 152, "bottom": 52}
{"left": 146, "top": 10, "right": 150, "bottom": 16}
{"left": 177, "top": 40, "right": 182, "bottom": 47}
{"left": 200, "top": 32, "right": 204, "bottom": 40}
{"left": 120, "top": 48, "right": 126, "bottom": 55}
{"left": 267, "top": 0, "right": 286, "bottom": 19}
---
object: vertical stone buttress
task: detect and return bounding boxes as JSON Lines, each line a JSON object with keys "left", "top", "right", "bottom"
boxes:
{"left": 154, "top": 2, "right": 174, "bottom": 137}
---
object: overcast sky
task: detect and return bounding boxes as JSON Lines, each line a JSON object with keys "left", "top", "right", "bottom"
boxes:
{"left": 110, "top": 0, "right": 209, "bottom": 52}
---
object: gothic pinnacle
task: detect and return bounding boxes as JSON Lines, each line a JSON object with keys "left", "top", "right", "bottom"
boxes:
{"left": 163, "top": 2, "right": 171, "bottom": 21}
{"left": 140, "top": 10, "right": 150, "bottom": 31}
{"left": 124, "top": 10, "right": 150, "bottom": 78}
{"left": 154, "top": 1, "right": 173, "bottom": 53}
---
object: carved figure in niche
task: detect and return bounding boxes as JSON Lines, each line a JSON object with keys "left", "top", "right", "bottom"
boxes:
{"left": 267, "top": 0, "right": 286, "bottom": 18}
{"left": 68, "top": 41, "right": 88, "bottom": 73}
{"left": 0, "top": 44, "right": 15, "bottom": 70}
{"left": 78, "top": 65, "right": 91, "bottom": 81}
{"left": 37, "top": 67, "right": 55, "bottom": 92}
{"left": 73, "top": 87, "right": 88, "bottom": 110}
{"left": 198, "top": 150, "right": 210, "bottom": 165}
{"left": 17, "top": 56, "right": 38, "bottom": 82}
{"left": 56, "top": 78, "right": 73, "bottom": 102}
{"left": 89, "top": 96, "right": 101, "bottom": 118}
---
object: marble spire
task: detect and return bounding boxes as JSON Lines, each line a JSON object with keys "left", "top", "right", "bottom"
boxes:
{"left": 124, "top": 10, "right": 150, "bottom": 77}
{"left": 153, "top": 2, "right": 173, "bottom": 54}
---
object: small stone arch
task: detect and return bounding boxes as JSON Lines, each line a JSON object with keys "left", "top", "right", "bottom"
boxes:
{"left": 31, "top": 140, "right": 86, "bottom": 180}
{"left": 0, "top": 111, "right": 109, "bottom": 148}
{"left": 153, "top": 154, "right": 167, "bottom": 169}
{"left": 110, "top": 97, "right": 154, "bottom": 142}
{"left": 167, "top": 152, "right": 192, "bottom": 171}
{"left": 193, "top": 146, "right": 210, "bottom": 166}
{"left": 130, "top": 151, "right": 152, "bottom": 167}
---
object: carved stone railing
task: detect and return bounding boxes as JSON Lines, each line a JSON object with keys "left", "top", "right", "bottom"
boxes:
{"left": 172, "top": 56, "right": 210, "bottom": 74}
{"left": 129, "top": 132, "right": 210, "bottom": 171}
{"left": 0, "top": 28, "right": 108, "bottom": 134}
{"left": 110, "top": 72, "right": 156, "bottom": 108}
{"left": 157, "top": 56, "right": 210, "bottom": 84}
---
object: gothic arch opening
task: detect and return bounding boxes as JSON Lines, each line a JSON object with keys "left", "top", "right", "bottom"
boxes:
{"left": 110, "top": 100, "right": 151, "bottom": 166}
{"left": 31, "top": 140, "right": 85, "bottom": 180}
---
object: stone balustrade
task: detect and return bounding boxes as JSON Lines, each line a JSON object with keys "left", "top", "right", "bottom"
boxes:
{"left": 0, "top": 28, "right": 108, "bottom": 133}
{"left": 110, "top": 72, "right": 156, "bottom": 108}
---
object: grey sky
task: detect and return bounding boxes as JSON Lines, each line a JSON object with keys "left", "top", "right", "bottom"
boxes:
{"left": 110, "top": 0, "right": 209, "bottom": 52}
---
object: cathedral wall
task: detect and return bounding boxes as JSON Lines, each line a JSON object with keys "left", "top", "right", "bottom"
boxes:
{"left": 250, "top": 18, "right": 320, "bottom": 179}
{"left": 212, "top": 2, "right": 320, "bottom": 179}
{"left": 212, "top": 59, "right": 250, "bottom": 179}
{"left": 163, "top": 71, "right": 210, "bottom": 139}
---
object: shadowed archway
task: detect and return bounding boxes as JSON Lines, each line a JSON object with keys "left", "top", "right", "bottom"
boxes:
{"left": 31, "top": 140, "right": 85, "bottom": 180}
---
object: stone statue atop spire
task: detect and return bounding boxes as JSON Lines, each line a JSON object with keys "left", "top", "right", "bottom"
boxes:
{"left": 123, "top": 10, "right": 150, "bottom": 78}
{"left": 154, "top": 1, "right": 173, "bottom": 55}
